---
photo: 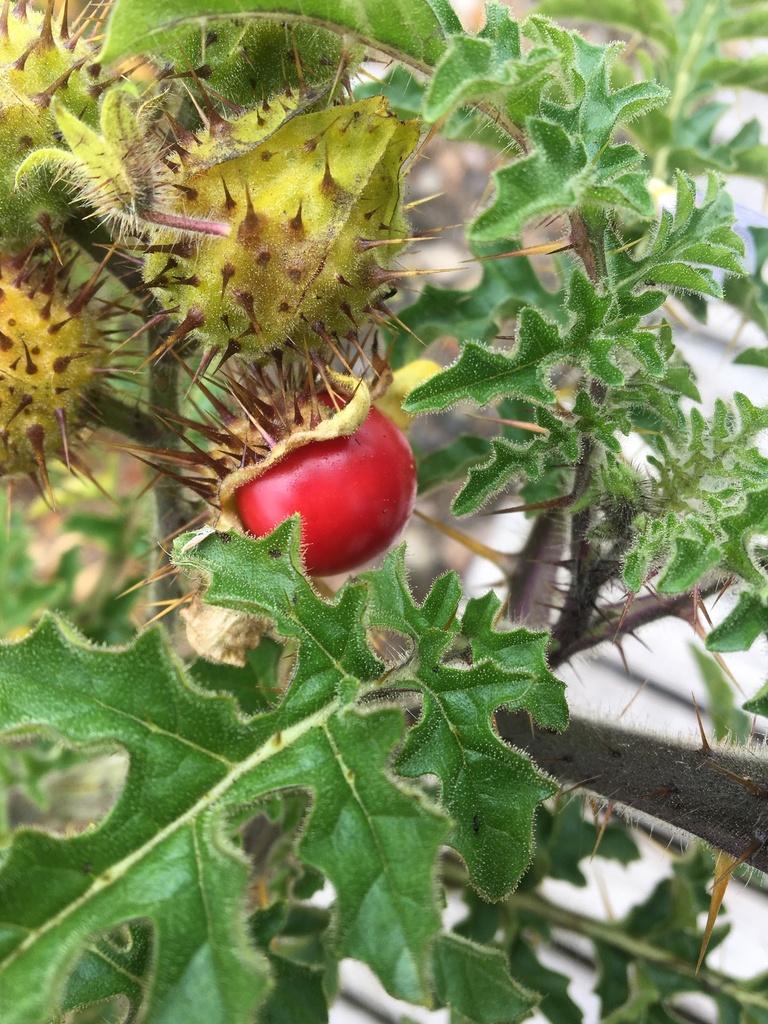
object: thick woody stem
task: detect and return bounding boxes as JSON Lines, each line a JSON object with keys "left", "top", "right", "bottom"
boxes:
{"left": 497, "top": 710, "right": 768, "bottom": 873}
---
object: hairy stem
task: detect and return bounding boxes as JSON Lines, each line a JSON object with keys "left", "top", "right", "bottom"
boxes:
{"left": 497, "top": 710, "right": 768, "bottom": 873}
{"left": 506, "top": 512, "right": 566, "bottom": 630}
{"left": 549, "top": 586, "right": 709, "bottom": 668}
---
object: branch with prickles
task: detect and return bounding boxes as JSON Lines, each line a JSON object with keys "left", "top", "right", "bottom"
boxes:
{"left": 497, "top": 709, "right": 768, "bottom": 874}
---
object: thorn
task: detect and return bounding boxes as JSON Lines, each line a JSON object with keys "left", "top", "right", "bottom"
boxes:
{"left": 58, "top": 0, "right": 69, "bottom": 41}
{"left": 320, "top": 147, "right": 336, "bottom": 195}
{"left": 486, "top": 495, "right": 573, "bottom": 516}
{"left": 33, "top": 57, "right": 89, "bottom": 109}
{"left": 356, "top": 235, "right": 436, "bottom": 251}
{"left": 289, "top": 202, "right": 304, "bottom": 233}
{"left": 236, "top": 183, "right": 262, "bottom": 244}
{"left": 39, "top": 0, "right": 55, "bottom": 50}
{"left": 220, "top": 176, "right": 236, "bottom": 212}
{"left": 696, "top": 844, "right": 763, "bottom": 973}
{"left": 403, "top": 191, "right": 444, "bottom": 210}
{"left": 54, "top": 407, "right": 70, "bottom": 469}
{"left": 704, "top": 759, "right": 768, "bottom": 796}
{"left": 143, "top": 307, "right": 205, "bottom": 366}
{"left": 26, "top": 423, "right": 54, "bottom": 507}
{"left": 5, "top": 393, "right": 33, "bottom": 428}
{"left": 464, "top": 238, "right": 573, "bottom": 264}
{"left": 619, "top": 678, "right": 649, "bottom": 718}
{"left": 465, "top": 412, "right": 550, "bottom": 436}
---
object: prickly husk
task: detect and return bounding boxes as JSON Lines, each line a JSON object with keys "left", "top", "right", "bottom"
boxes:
{"left": 0, "top": 2, "right": 102, "bottom": 244}
{"left": 143, "top": 94, "right": 419, "bottom": 356}
{"left": 0, "top": 247, "right": 105, "bottom": 483}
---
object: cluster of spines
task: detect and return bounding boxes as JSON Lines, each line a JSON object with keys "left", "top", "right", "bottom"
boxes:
{"left": 140, "top": 86, "right": 420, "bottom": 360}
{"left": 0, "top": 242, "right": 121, "bottom": 500}
{"left": 0, "top": 0, "right": 119, "bottom": 243}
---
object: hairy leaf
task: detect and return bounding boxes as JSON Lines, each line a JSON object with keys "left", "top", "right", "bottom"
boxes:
{"left": 423, "top": 4, "right": 557, "bottom": 125}
{"left": 0, "top": 524, "right": 457, "bottom": 1020}
{"left": 608, "top": 172, "right": 745, "bottom": 299}
{"left": 101, "top": 0, "right": 448, "bottom": 69}
{"left": 432, "top": 933, "right": 536, "bottom": 1022}
{"left": 361, "top": 552, "right": 566, "bottom": 899}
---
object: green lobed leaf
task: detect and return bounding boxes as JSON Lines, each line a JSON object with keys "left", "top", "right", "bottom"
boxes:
{"left": 451, "top": 407, "right": 580, "bottom": 517}
{"left": 403, "top": 322, "right": 559, "bottom": 415}
{"left": 0, "top": 523, "right": 454, "bottom": 1019}
{"left": 432, "top": 933, "right": 537, "bottom": 1022}
{"left": 60, "top": 924, "right": 152, "bottom": 1018}
{"left": 422, "top": 5, "right": 558, "bottom": 125}
{"left": 706, "top": 589, "right": 768, "bottom": 653}
{"left": 607, "top": 172, "right": 746, "bottom": 300}
{"left": 361, "top": 552, "right": 566, "bottom": 900}
{"left": 100, "top": 0, "right": 449, "bottom": 69}
{"left": 470, "top": 117, "right": 590, "bottom": 240}
{"left": 0, "top": 613, "right": 271, "bottom": 1024}
{"left": 507, "top": 941, "right": 582, "bottom": 1024}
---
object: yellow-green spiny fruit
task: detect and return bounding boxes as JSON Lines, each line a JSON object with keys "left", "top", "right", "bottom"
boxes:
{"left": 143, "top": 93, "right": 419, "bottom": 357}
{"left": 0, "top": 0, "right": 103, "bottom": 244}
{"left": 0, "top": 245, "right": 106, "bottom": 493}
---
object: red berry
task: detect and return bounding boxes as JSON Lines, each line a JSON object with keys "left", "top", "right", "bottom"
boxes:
{"left": 234, "top": 405, "right": 417, "bottom": 576}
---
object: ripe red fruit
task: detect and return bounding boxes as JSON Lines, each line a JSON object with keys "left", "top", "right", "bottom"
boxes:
{"left": 234, "top": 405, "right": 417, "bottom": 576}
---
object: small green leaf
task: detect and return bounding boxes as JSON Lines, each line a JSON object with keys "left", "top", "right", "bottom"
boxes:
{"left": 689, "top": 646, "right": 751, "bottom": 742}
{"left": 261, "top": 954, "right": 328, "bottom": 1024}
{"left": 470, "top": 118, "right": 589, "bottom": 240}
{"left": 507, "top": 941, "right": 582, "bottom": 1024}
{"left": 701, "top": 55, "right": 768, "bottom": 94}
{"left": 743, "top": 678, "right": 768, "bottom": 718}
{"left": 706, "top": 590, "right": 768, "bottom": 653}
{"left": 432, "top": 933, "right": 536, "bottom": 1023}
{"left": 608, "top": 172, "right": 746, "bottom": 299}
{"left": 423, "top": 7, "right": 557, "bottom": 124}
{"left": 403, "top": 322, "right": 558, "bottom": 414}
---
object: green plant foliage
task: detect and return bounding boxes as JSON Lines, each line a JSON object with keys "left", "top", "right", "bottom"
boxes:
{"left": 3, "top": 0, "right": 768, "bottom": 1020}
{"left": 360, "top": 554, "right": 567, "bottom": 898}
{"left": 690, "top": 646, "right": 751, "bottom": 741}
{"left": 100, "top": 0, "right": 449, "bottom": 69}
{"left": 0, "top": 521, "right": 569, "bottom": 1020}
{"left": 432, "top": 933, "right": 536, "bottom": 1023}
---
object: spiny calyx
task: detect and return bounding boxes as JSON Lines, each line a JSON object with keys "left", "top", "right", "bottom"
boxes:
{"left": 143, "top": 94, "right": 419, "bottom": 356}
{"left": 0, "top": 247, "right": 106, "bottom": 492}
{"left": 0, "top": 0, "right": 103, "bottom": 243}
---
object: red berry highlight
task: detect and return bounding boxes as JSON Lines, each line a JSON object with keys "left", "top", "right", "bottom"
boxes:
{"left": 234, "top": 406, "right": 417, "bottom": 576}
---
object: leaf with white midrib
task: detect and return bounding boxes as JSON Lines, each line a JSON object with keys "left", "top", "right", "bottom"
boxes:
{"left": 0, "top": 523, "right": 448, "bottom": 1021}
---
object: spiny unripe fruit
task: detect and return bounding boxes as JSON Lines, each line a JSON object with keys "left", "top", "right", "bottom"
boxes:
{"left": 0, "top": 249, "right": 104, "bottom": 486}
{"left": 0, "top": 1, "right": 102, "bottom": 243}
{"left": 143, "top": 94, "right": 419, "bottom": 356}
